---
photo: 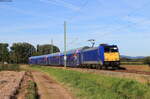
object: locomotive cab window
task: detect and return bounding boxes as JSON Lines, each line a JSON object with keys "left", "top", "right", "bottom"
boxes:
{"left": 104, "top": 46, "right": 118, "bottom": 52}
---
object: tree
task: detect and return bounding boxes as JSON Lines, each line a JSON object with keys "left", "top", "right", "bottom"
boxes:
{"left": 0, "top": 43, "right": 9, "bottom": 63}
{"left": 143, "top": 57, "right": 150, "bottom": 66}
{"left": 10, "top": 42, "right": 36, "bottom": 63}
{"left": 36, "top": 44, "right": 60, "bottom": 55}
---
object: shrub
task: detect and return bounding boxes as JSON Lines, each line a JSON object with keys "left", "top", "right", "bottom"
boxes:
{"left": 0, "top": 64, "right": 20, "bottom": 71}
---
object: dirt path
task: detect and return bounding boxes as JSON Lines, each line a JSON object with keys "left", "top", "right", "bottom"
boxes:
{"left": 0, "top": 71, "right": 25, "bottom": 99}
{"left": 32, "top": 71, "right": 73, "bottom": 99}
{"left": 16, "top": 71, "right": 36, "bottom": 99}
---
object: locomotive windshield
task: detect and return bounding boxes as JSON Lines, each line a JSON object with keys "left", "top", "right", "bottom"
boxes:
{"left": 104, "top": 46, "right": 118, "bottom": 52}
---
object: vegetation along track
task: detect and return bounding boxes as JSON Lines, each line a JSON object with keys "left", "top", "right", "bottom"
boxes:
{"left": 45, "top": 65, "right": 150, "bottom": 83}
{"left": 49, "top": 66, "right": 150, "bottom": 76}
{"left": 30, "top": 65, "right": 150, "bottom": 99}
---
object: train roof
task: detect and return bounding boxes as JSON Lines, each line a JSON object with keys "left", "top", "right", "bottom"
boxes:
{"left": 29, "top": 44, "right": 118, "bottom": 59}
{"left": 47, "top": 52, "right": 63, "bottom": 57}
{"left": 29, "top": 54, "right": 48, "bottom": 59}
{"left": 66, "top": 46, "right": 90, "bottom": 54}
{"left": 82, "top": 44, "right": 118, "bottom": 52}
{"left": 82, "top": 47, "right": 98, "bottom": 52}
{"left": 100, "top": 44, "right": 117, "bottom": 47}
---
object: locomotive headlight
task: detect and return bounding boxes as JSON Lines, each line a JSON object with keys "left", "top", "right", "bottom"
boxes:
{"left": 113, "top": 47, "right": 117, "bottom": 50}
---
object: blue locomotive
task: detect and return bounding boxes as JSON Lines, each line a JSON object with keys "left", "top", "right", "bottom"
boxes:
{"left": 29, "top": 44, "right": 120, "bottom": 69}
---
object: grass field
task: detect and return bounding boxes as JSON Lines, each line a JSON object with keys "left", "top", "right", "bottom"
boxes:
{"left": 30, "top": 65, "right": 150, "bottom": 99}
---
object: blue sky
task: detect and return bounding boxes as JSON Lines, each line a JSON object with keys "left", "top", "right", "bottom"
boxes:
{"left": 0, "top": 0, "right": 150, "bottom": 56}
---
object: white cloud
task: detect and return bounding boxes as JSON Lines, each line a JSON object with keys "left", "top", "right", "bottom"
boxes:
{"left": 0, "top": 23, "right": 53, "bottom": 33}
{"left": 124, "top": 16, "right": 150, "bottom": 30}
{"left": 40, "top": 0, "right": 80, "bottom": 11}
{"left": 0, "top": 5, "right": 55, "bottom": 19}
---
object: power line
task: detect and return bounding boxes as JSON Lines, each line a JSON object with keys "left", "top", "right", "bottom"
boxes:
{"left": 67, "top": 0, "right": 150, "bottom": 47}
{"left": 94, "top": 0, "right": 150, "bottom": 38}
{"left": 127, "top": 2, "right": 150, "bottom": 17}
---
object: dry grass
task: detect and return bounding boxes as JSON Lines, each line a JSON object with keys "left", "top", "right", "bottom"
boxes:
{"left": 122, "top": 65, "right": 150, "bottom": 72}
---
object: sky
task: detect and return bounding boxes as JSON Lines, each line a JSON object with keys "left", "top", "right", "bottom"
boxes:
{"left": 0, "top": 0, "right": 150, "bottom": 56}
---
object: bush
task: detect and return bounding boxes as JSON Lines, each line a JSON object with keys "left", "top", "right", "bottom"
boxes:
{"left": 0, "top": 64, "right": 20, "bottom": 71}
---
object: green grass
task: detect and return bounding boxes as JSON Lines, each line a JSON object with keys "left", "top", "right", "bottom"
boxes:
{"left": 30, "top": 65, "right": 150, "bottom": 99}
{"left": 0, "top": 64, "right": 20, "bottom": 71}
{"left": 25, "top": 80, "right": 37, "bottom": 99}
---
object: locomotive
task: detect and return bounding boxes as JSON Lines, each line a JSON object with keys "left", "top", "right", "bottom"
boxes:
{"left": 29, "top": 44, "right": 120, "bottom": 69}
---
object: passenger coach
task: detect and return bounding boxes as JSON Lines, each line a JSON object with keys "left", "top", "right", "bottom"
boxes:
{"left": 29, "top": 44, "right": 120, "bottom": 69}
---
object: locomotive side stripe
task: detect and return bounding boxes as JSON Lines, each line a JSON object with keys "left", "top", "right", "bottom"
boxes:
{"left": 82, "top": 61, "right": 102, "bottom": 64}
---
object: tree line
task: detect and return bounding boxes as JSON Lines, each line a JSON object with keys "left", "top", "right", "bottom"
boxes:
{"left": 0, "top": 42, "right": 60, "bottom": 64}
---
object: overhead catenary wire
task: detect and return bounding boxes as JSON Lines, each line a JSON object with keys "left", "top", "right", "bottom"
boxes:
{"left": 62, "top": 0, "right": 149, "bottom": 46}
{"left": 68, "top": 0, "right": 149, "bottom": 45}
{"left": 43, "top": 0, "right": 150, "bottom": 48}
{"left": 92, "top": 0, "right": 150, "bottom": 39}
